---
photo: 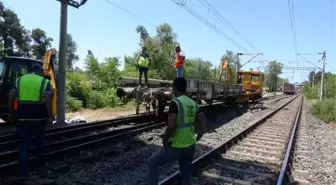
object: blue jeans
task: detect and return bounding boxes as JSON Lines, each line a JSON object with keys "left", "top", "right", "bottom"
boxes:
{"left": 18, "top": 121, "right": 46, "bottom": 177}
{"left": 176, "top": 66, "right": 184, "bottom": 78}
{"left": 147, "top": 144, "right": 195, "bottom": 185}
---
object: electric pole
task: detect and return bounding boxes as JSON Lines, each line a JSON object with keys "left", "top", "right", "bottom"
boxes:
{"left": 319, "top": 51, "right": 326, "bottom": 101}
{"left": 56, "top": 0, "right": 88, "bottom": 125}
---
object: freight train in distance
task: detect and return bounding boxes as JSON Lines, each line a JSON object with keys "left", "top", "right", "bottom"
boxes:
{"left": 116, "top": 61, "right": 265, "bottom": 116}
{"left": 282, "top": 82, "right": 296, "bottom": 95}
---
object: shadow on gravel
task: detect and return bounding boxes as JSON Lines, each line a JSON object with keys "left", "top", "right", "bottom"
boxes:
{"left": 188, "top": 143, "right": 280, "bottom": 185}
{"left": 204, "top": 103, "right": 255, "bottom": 132}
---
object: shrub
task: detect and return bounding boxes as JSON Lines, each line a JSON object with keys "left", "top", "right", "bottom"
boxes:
{"left": 304, "top": 85, "right": 319, "bottom": 99}
{"left": 103, "top": 88, "right": 124, "bottom": 107}
{"left": 66, "top": 96, "right": 83, "bottom": 112}
{"left": 66, "top": 72, "right": 90, "bottom": 107}
{"left": 312, "top": 99, "right": 336, "bottom": 123}
{"left": 86, "top": 90, "right": 108, "bottom": 109}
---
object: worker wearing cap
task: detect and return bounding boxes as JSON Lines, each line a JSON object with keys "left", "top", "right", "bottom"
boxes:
{"left": 135, "top": 47, "right": 151, "bottom": 88}
{"left": 8, "top": 63, "right": 53, "bottom": 180}
{"left": 174, "top": 46, "right": 185, "bottom": 78}
{"left": 147, "top": 77, "right": 207, "bottom": 185}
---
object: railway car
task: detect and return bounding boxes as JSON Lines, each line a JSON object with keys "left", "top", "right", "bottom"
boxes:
{"left": 282, "top": 82, "right": 295, "bottom": 95}
{"left": 116, "top": 77, "right": 245, "bottom": 116}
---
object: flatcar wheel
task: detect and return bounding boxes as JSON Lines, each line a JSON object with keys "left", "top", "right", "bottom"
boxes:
{"left": 155, "top": 98, "right": 159, "bottom": 117}
{"left": 135, "top": 88, "right": 140, "bottom": 115}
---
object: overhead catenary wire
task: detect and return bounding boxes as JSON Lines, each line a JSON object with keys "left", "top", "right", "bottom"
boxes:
{"left": 105, "top": 0, "right": 189, "bottom": 50}
{"left": 197, "top": 0, "right": 261, "bottom": 52}
{"left": 288, "top": 0, "right": 299, "bottom": 55}
{"left": 171, "top": 0, "right": 248, "bottom": 52}
{"left": 105, "top": 0, "right": 156, "bottom": 27}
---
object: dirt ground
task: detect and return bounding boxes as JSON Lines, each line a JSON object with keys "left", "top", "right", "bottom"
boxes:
{"left": 66, "top": 107, "right": 145, "bottom": 122}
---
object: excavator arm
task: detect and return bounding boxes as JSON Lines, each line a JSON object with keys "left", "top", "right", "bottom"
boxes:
{"left": 218, "top": 60, "right": 231, "bottom": 83}
{"left": 43, "top": 49, "right": 57, "bottom": 118}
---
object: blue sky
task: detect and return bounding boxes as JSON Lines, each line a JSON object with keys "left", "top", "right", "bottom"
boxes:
{"left": 3, "top": 0, "right": 335, "bottom": 83}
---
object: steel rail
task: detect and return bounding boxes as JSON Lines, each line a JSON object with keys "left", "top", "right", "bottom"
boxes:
{"left": 159, "top": 94, "right": 300, "bottom": 185}
{"left": 0, "top": 121, "right": 167, "bottom": 174}
{"left": 276, "top": 95, "right": 303, "bottom": 185}
{"left": 0, "top": 112, "right": 157, "bottom": 142}
{"left": 0, "top": 103, "right": 220, "bottom": 143}
{"left": 0, "top": 104, "right": 222, "bottom": 150}
{"left": 0, "top": 114, "right": 157, "bottom": 150}
{"left": 0, "top": 104, "right": 220, "bottom": 174}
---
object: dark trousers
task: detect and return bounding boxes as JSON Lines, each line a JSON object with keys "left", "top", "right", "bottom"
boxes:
{"left": 147, "top": 144, "right": 195, "bottom": 185}
{"left": 18, "top": 121, "right": 46, "bottom": 177}
{"left": 139, "top": 67, "right": 148, "bottom": 86}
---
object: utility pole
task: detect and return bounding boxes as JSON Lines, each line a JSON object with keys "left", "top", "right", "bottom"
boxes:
{"left": 319, "top": 51, "right": 326, "bottom": 101}
{"left": 56, "top": 0, "right": 88, "bottom": 125}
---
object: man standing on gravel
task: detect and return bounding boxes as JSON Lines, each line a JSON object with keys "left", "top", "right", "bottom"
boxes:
{"left": 147, "top": 77, "right": 207, "bottom": 185}
{"left": 8, "top": 64, "right": 53, "bottom": 181}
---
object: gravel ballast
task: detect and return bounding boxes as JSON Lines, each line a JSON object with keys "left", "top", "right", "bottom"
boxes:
{"left": 292, "top": 98, "right": 336, "bottom": 185}
{"left": 6, "top": 96, "right": 297, "bottom": 185}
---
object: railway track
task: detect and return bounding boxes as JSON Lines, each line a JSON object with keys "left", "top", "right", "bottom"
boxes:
{"left": 0, "top": 104, "right": 226, "bottom": 174}
{"left": 160, "top": 94, "right": 302, "bottom": 185}
{"left": 0, "top": 95, "right": 293, "bottom": 175}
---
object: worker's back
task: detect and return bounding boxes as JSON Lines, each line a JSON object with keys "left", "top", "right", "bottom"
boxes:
{"left": 16, "top": 74, "right": 49, "bottom": 121}
{"left": 169, "top": 95, "right": 197, "bottom": 148}
{"left": 174, "top": 50, "right": 185, "bottom": 67}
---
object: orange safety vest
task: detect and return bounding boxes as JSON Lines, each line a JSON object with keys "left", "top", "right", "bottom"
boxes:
{"left": 174, "top": 51, "right": 185, "bottom": 67}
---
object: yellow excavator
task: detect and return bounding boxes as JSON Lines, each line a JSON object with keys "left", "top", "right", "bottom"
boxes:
{"left": 0, "top": 49, "right": 57, "bottom": 123}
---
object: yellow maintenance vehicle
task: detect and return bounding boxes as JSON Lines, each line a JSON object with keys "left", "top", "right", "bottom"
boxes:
{"left": 0, "top": 49, "right": 57, "bottom": 123}
{"left": 219, "top": 60, "right": 264, "bottom": 103}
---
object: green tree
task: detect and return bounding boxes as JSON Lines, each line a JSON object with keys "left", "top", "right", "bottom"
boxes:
{"left": 85, "top": 55, "right": 101, "bottom": 89}
{"left": 264, "top": 60, "right": 283, "bottom": 91}
{"left": 125, "top": 23, "right": 179, "bottom": 80}
{"left": 0, "top": 2, "right": 26, "bottom": 56}
{"left": 31, "top": 28, "right": 53, "bottom": 59}
{"left": 100, "top": 57, "right": 121, "bottom": 88}
{"left": 66, "top": 34, "right": 79, "bottom": 71}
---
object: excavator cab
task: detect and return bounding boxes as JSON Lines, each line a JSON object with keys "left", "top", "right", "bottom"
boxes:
{"left": 0, "top": 57, "right": 44, "bottom": 122}
{"left": 0, "top": 49, "right": 57, "bottom": 123}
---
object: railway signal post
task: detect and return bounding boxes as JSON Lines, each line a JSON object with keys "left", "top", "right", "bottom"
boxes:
{"left": 56, "top": 0, "right": 88, "bottom": 125}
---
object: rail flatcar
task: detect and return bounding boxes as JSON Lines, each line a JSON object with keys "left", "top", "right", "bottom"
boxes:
{"left": 116, "top": 61, "right": 265, "bottom": 116}
{"left": 282, "top": 82, "right": 295, "bottom": 95}
{"left": 116, "top": 77, "right": 245, "bottom": 115}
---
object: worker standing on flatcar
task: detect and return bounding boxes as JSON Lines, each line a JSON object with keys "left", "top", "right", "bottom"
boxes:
{"left": 174, "top": 46, "right": 185, "bottom": 78}
{"left": 8, "top": 64, "right": 53, "bottom": 181}
{"left": 147, "top": 77, "right": 207, "bottom": 185}
{"left": 135, "top": 46, "right": 150, "bottom": 88}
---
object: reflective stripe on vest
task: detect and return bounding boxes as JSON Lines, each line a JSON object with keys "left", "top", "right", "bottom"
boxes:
{"left": 138, "top": 56, "right": 149, "bottom": 68}
{"left": 16, "top": 74, "right": 48, "bottom": 104}
{"left": 169, "top": 96, "right": 198, "bottom": 148}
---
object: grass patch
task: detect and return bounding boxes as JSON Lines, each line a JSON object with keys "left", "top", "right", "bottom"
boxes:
{"left": 311, "top": 99, "right": 336, "bottom": 123}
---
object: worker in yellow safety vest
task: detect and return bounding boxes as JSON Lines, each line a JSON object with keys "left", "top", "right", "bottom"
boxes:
{"left": 8, "top": 64, "right": 53, "bottom": 181}
{"left": 135, "top": 46, "right": 151, "bottom": 88}
{"left": 147, "top": 77, "right": 207, "bottom": 185}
